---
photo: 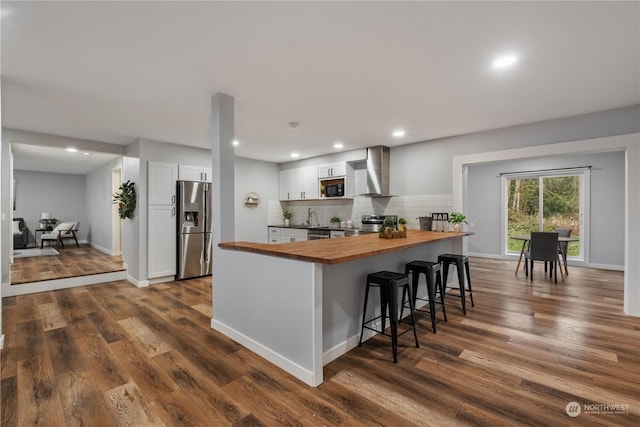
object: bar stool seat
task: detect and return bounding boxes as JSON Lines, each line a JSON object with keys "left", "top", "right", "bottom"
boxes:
{"left": 358, "top": 271, "right": 419, "bottom": 363}
{"left": 402, "top": 260, "right": 447, "bottom": 333}
{"left": 438, "top": 254, "right": 475, "bottom": 315}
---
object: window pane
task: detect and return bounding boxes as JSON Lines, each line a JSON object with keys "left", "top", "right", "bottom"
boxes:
{"left": 543, "top": 176, "right": 580, "bottom": 256}
{"left": 507, "top": 178, "right": 539, "bottom": 252}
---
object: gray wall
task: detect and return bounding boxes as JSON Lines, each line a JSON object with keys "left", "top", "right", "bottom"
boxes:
{"left": 234, "top": 157, "right": 279, "bottom": 243}
{"left": 466, "top": 151, "right": 625, "bottom": 267}
{"left": 391, "top": 105, "right": 640, "bottom": 195}
{"left": 122, "top": 156, "right": 141, "bottom": 281}
{"left": 86, "top": 157, "right": 123, "bottom": 253}
{"left": 13, "top": 170, "right": 88, "bottom": 245}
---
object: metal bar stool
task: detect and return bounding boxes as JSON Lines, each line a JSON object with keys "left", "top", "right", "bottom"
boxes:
{"left": 438, "top": 254, "right": 475, "bottom": 315}
{"left": 358, "top": 271, "right": 419, "bottom": 363}
{"left": 402, "top": 260, "right": 447, "bottom": 333}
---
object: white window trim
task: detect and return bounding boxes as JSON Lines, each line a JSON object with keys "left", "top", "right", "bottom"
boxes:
{"left": 500, "top": 169, "right": 590, "bottom": 263}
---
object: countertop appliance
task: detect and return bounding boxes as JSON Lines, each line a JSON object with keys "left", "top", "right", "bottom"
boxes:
{"left": 324, "top": 182, "right": 344, "bottom": 198}
{"left": 176, "top": 180, "right": 212, "bottom": 279}
{"left": 360, "top": 214, "right": 398, "bottom": 233}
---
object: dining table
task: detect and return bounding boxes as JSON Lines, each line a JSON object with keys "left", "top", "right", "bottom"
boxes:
{"left": 510, "top": 234, "right": 579, "bottom": 276}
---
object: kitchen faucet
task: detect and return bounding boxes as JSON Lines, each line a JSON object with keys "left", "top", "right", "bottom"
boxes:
{"left": 307, "top": 208, "right": 318, "bottom": 226}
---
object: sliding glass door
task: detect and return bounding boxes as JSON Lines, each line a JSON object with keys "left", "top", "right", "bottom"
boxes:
{"left": 505, "top": 171, "right": 585, "bottom": 259}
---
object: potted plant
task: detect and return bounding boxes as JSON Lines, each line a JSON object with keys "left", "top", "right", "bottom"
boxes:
{"left": 112, "top": 180, "right": 136, "bottom": 219}
{"left": 449, "top": 212, "right": 467, "bottom": 232}
{"left": 283, "top": 210, "right": 292, "bottom": 226}
{"left": 330, "top": 216, "right": 341, "bottom": 228}
{"left": 398, "top": 218, "right": 407, "bottom": 231}
{"left": 380, "top": 217, "right": 395, "bottom": 238}
{"left": 40, "top": 217, "right": 58, "bottom": 231}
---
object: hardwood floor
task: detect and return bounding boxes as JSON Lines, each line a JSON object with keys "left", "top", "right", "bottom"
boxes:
{"left": 11, "top": 245, "right": 124, "bottom": 285}
{"left": 2, "top": 258, "right": 639, "bottom": 426}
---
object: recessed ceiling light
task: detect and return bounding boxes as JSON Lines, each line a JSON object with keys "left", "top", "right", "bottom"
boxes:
{"left": 66, "top": 147, "right": 77, "bottom": 153}
{"left": 392, "top": 130, "right": 405, "bottom": 138}
{"left": 334, "top": 142, "right": 344, "bottom": 149}
{"left": 493, "top": 55, "right": 518, "bottom": 69}
{"left": 291, "top": 152, "right": 300, "bottom": 158}
{"left": 83, "top": 152, "right": 91, "bottom": 156}
{"left": 232, "top": 140, "right": 239, "bottom": 146}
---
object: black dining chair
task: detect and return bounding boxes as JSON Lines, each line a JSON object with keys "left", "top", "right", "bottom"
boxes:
{"left": 525, "top": 232, "right": 562, "bottom": 283}
{"left": 554, "top": 228, "right": 571, "bottom": 275}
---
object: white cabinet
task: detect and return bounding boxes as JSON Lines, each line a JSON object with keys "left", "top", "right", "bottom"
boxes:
{"left": 148, "top": 205, "right": 176, "bottom": 278}
{"left": 179, "top": 164, "right": 212, "bottom": 182}
{"left": 268, "top": 227, "right": 282, "bottom": 244}
{"left": 148, "top": 161, "right": 177, "bottom": 279}
{"left": 318, "top": 162, "right": 352, "bottom": 178}
{"left": 330, "top": 230, "right": 345, "bottom": 238}
{"left": 282, "top": 228, "right": 308, "bottom": 243}
{"left": 268, "top": 227, "right": 308, "bottom": 244}
{"left": 148, "top": 162, "right": 177, "bottom": 205}
{"left": 279, "top": 166, "right": 318, "bottom": 200}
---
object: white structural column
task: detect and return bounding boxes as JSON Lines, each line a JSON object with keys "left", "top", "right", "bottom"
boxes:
{"left": 626, "top": 140, "right": 640, "bottom": 315}
{"left": 211, "top": 93, "right": 235, "bottom": 246}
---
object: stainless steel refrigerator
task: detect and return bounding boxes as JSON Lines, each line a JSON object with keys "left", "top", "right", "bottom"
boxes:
{"left": 176, "top": 180, "right": 212, "bottom": 279}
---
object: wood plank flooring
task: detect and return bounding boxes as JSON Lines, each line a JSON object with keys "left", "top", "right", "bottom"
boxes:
{"left": 2, "top": 258, "right": 639, "bottom": 426}
{"left": 11, "top": 245, "right": 124, "bottom": 285}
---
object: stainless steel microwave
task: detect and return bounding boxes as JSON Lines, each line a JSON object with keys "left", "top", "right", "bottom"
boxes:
{"left": 325, "top": 183, "right": 344, "bottom": 197}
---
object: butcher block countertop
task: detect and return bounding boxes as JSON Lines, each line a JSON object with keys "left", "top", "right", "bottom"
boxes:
{"left": 219, "top": 230, "right": 472, "bottom": 265}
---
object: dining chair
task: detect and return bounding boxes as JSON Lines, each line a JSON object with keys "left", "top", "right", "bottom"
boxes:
{"left": 525, "top": 232, "right": 562, "bottom": 283}
{"left": 554, "top": 228, "right": 571, "bottom": 275}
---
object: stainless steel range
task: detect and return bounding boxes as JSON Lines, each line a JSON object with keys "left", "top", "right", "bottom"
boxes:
{"left": 360, "top": 215, "right": 398, "bottom": 234}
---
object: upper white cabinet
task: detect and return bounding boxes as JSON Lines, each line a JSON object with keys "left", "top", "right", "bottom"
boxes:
{"left": 279, "top": 166, "right": 318, "bottom": 200}
{"left": 318, "top": 162, "right": 353, "bottom": 178}
{"left": 148, "top": 162, "right": 178, "bottom": 205}
{"left": 179, "top": 164, "right": 212, "bottom": 182}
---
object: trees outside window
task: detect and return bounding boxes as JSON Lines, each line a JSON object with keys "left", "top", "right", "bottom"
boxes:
{"left": 506, "top": 173, "right": 584, "bottom": 258}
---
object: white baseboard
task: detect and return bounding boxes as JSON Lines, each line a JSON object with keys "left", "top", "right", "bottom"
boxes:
{"left": 127, "top": 275, "right": 149, "bottom": 287}
{"left": 585, "top": 263, "right": 624, "bottom": 271}
{"left": 148, "top": 276, "right": 174, "bottom": 285}
{"left": 0, "top": 335, "right": 4, "bottom": 350}
{"left": 467, "top": 252, "right": 624, "bottom": 271}
{"left": 212, "top": 318, "right": 317, "bottom": 387}
{"left": 2, "top": 271, "right": 128, "bottom": 297}
{"left": 90, "top": 242, "right": 113, "bottom": 255}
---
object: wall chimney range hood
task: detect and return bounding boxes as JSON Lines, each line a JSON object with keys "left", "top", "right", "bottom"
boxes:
{"left": 360, "top": 145, "right": 392, "bottom": 197}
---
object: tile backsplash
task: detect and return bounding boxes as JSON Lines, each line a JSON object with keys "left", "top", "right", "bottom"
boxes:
{"left": 268, "top": 194, "right": 454, "bottom": 229}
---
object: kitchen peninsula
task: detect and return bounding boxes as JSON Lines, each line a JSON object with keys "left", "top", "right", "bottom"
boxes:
{"left": 214, "top": 230, "right": 471, "bottom": 386}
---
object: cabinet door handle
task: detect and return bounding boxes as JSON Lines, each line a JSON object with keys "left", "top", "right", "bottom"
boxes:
{"left": 172, "top": 195, "right": 176, "bottom": 205}
{"left": 172, "top": 207, "right": 176, "bottom": 216}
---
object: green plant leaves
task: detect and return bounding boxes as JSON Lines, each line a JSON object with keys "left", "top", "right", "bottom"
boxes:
{"left": 113, "top": 180, "right": 136, "bottom": 219}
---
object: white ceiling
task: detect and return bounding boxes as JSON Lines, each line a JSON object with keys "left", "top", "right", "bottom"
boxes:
{"left": 11, "top": 143, "right": 121, "bottom": 175}
{"left": 2, "top": 1, "right": 639, "bottom": 171}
